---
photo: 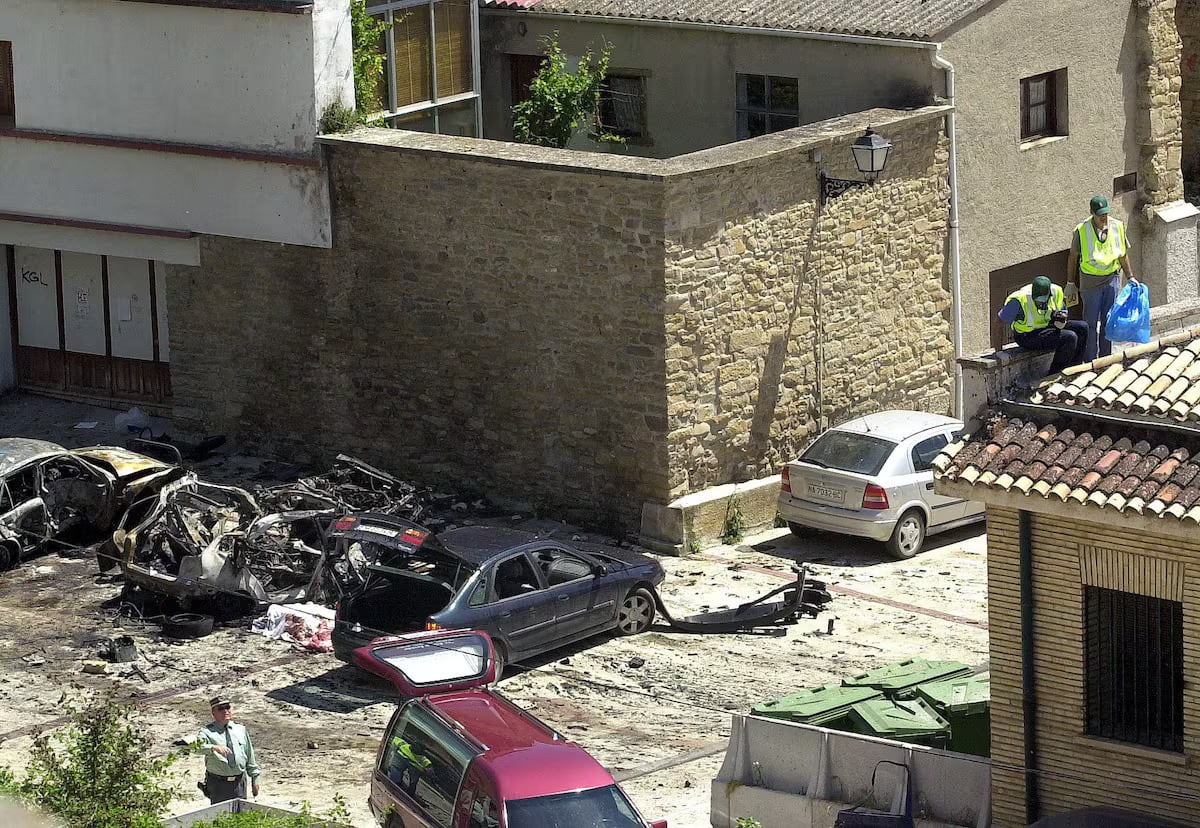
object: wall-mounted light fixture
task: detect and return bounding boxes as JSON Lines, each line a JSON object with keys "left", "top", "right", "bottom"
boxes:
{"left": 818, "top": 128, "right": 892, "bottom": 206}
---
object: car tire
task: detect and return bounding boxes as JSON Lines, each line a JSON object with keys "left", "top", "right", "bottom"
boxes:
{"left": 787, "top": 521, "right": 814, "bottom": 538}
{"left": 162, "top": 613, "right": 215, "bottom": 640}
{"left": 0, "top": 543, "right": 14, "bottom": 572}
{"left": 617, "top": 587, "right": 656, "bottom": 636}
{"left": 885, "top": 510, "right": 926, "bottom": 560}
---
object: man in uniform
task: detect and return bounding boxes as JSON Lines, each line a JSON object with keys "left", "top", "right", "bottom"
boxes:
{"left": 1066, "top": 194, "right": 1137, "bottom": 361}
{"left": 998, "top": 275, "right": 1090, "bottom": 374}
{"left": 195, "top": 695, "right": 261, "bottom": 804}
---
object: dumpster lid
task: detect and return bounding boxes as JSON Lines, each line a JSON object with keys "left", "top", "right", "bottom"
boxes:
{"left": 752, "top": 683, "right": 882, "bottom": 719}
{"left": 916, "top": 671, "right": 989, "bottom": 713}
{"left": 843, "top": 659, "right": 971, "bottom": 694}
{"left": 849, "top": 697, "right": 950, "bottom": 737}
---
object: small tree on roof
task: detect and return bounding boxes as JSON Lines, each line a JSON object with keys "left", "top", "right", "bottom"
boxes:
{"left": 512, "top": 33, "right": 623, "bottom": 149}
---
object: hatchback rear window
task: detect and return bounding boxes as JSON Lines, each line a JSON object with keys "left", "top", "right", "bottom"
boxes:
{"left": 505, "top": 784, "right": 645, "bottom": 828}
{"left": 800, "top": 431, "right": 896, "bottom": 476}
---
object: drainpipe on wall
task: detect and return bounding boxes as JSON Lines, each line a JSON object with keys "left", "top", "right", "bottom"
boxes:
{"left": 1018, "top": 509, "right": 1039, "bottom": 823}
{"left": 930, "top": 48, "right": 964, "bottom": 418}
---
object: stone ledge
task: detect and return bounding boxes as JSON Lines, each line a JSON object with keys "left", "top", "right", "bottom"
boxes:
{"left": 639, "top": 474, "right": 782, "bottom": 555}
{"left": 318, "top": 105, "right": 953, "bottom": 181}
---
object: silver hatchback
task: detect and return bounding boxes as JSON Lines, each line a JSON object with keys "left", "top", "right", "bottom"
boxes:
{"left": 777, "top": 411, "right": 984, "bottom": 559}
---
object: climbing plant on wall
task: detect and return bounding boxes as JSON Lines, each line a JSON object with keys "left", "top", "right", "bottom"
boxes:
{"left": 512, "top": 33, "right": 623, "bottom": 149}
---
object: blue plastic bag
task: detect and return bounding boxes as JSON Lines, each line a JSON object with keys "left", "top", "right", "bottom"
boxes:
{"left": 1105, "top": 281, "right": 1151, "bottom": 344}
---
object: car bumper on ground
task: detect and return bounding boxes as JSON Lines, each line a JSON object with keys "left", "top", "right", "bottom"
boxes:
{"left": 777, "top": 494, "right": 896, "bottom": 542}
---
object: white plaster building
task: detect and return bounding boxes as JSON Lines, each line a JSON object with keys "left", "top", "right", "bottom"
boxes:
{"left": 0, "top": 0, "right": 353, "bottom": 407}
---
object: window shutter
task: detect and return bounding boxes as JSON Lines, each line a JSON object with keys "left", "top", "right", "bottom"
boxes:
{"left": 434, "top": 0, "right": 472, "bottom": 99}
{"left": 0, "top": 42, "right": 14, "bottom": 119}
{"left": 393, "top": 10, "right": 432, "bottom": 108}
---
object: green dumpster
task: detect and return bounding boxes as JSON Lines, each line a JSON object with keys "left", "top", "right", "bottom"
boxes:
{"left": 842, "top": 659, "right": 972, "bottom": 698}
{"left": 847, "top": 697, "right": 952, "bottom": 748}
{"left": 751, "top": 683, "right": 883, "bottom": 730}
{"left": 916, "top": 671, "right": 991, "bottom": 757}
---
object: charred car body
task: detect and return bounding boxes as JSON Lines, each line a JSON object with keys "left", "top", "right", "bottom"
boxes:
{"left": 0, "top": 438, "right": 185, "bottom": 571}
{"left": 113, "top": 455, "right": 431, "bottom": 608}
{"left": 333, "top": 517, "right": 666, "bottom": 673}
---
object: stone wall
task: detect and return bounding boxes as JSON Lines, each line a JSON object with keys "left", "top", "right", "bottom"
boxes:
{"left": 1179, "top": 0, "right": 1200, "bottom": 185}
{"left": 1140, "top": 0, "right": 1186, "bottom": 206}
{"left": 168, "top": 106, "right": 951, "bottom": 530}
{"left": 661, "top": 119, "right": 953, "bottom": 494}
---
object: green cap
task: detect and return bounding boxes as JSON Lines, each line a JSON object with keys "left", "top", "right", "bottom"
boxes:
{"left": 1090, "top": 195, "right": 1111, "bottom": 215}
{"left": 1032, "top": 275, "right": 1053, "bottom": 300}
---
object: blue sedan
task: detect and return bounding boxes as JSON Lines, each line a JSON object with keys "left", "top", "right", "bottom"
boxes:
{"left": 331, "top": 514, "right": 665, "bottom": 674}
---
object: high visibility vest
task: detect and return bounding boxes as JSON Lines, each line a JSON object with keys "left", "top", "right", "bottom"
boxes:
{"left": 1076, "top": 218, "right": 1128, "bottom": 276}
{"left": 1007, "top": 284, "right": 1064, "bottom": 333}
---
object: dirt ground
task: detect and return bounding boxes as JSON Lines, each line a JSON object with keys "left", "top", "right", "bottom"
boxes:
{"left": 0, "top": 393, "right": 990, "bottom": 828}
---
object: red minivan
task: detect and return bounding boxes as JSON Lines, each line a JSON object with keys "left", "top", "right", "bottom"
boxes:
{"left": 355, "top": 629, "right": 668, "bottom": 828}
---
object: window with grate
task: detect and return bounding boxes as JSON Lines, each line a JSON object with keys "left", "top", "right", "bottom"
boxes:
{"left": 597, "top": 74, "right": 646, "bottom": 140}
{"left": 1020, "top": 69, "right": 1066, "bottom": 141}
{"left": 0, "top": 41, "right": 14, "bottom": 128}
{"left": 735, "top": 74, "right": 798, "bottom": 140}
{"left": 1084, "top": 586, "right": 1183, "bottom": 752}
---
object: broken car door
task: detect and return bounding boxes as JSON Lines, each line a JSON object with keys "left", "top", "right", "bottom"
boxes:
{"left": 488, "top": 553, "right": 553, "bottom": 659}
{"left": 0, "top": 465, "right": 49, "bottom": 558}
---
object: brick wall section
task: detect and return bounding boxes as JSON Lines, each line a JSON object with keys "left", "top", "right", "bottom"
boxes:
{"left": 662, "top": 120, "right": 953, "bottom": 494}
{"left": 167, "top": 144, "right": 670, "bottom": 528}
{"left": 167, "top": 106, "right": 951, "bottom": 528}
{"left": 988, "top": 506, "right": 1200, "bottom": 826}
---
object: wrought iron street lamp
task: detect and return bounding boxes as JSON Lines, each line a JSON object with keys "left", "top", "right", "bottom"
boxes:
{"left": 819, "top": 128, "right": 893, "bottom": 206}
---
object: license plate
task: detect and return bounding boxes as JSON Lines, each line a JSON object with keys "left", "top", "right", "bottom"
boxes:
{"left": 806, "top": 482, "right": 845, "bottom": 504}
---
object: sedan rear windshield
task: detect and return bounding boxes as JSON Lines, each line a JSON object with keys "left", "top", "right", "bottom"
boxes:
{"left": 505, "top": 785, "right": 645, "bottom": 828}
{"left": 800, "top": 431, "right": 896, "bottom": 476}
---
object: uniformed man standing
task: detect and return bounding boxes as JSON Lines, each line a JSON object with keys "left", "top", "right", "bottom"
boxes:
{"left": 998, "top": 275, "right": 1090, "bottom": 374}
{"left": 1066, "top": 194, "right": 1137, "bottom": 362}
{"left": 196, "top": 695, "right": 261, "bottom": 804}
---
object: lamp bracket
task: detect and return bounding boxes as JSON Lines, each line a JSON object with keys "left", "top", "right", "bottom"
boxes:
{"left": 819, "top": 171, "right": 872, "bottom": 206}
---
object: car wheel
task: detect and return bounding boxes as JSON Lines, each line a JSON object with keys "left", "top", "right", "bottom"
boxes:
{"left": 162, "top": 613, "right": 215, "bottom": 640}
{"left": 617, "top": 587, "right": 656, "bottom": 635}
{"left": 0, "top": 543, "right": 13, "bottom": 572}
{"left": 885, "top": 510, "right": 926, "bottom": 560}
{"left": 787, "top": 521, "right": 814, "bottom": 538}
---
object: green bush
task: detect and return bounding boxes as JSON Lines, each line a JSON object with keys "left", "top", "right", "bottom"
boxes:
{"left": 0, "top": 693, "right": 180, "bottom": 828}
{"left": 190, "top": 795, "right": 349, "bottom": 828}
{"left": 512, "top": 32, "right": 622, "bottom": 149}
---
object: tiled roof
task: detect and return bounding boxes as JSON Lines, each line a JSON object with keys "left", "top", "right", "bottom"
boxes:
{"left": 1031, "top": 331, "right": 1200, "bottom": 421}
{"left": 933, "top": 412, "right": 1200, "bottom": 522}
{"left": 480, "top": 0, "right": 996, "bottom": 39}
{"left": 934, "top": 327, "right": 1200, "bottom": 522}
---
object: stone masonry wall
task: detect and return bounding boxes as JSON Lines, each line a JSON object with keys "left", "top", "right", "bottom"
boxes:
{"left": 1179, "top": 0, "right": 1200, "bottom": 185}
{"left": 167, "top": 107, "right": 951, "bottom": 530}
{"left": 662, "top": 120, "right": 953, "bottom": 494}
{"left": 168, "top": 143, "right": 670, "bottom": 529}
{"left": 1141, "top": 0, "right": 1186, "bottom": 205}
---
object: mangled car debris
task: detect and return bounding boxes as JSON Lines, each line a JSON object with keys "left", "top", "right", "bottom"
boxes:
{"left": 112, "top": 455, "right": 433, "bottom": 608}
{"left": 0, "top": 437, "right": 187, "bottom": 571}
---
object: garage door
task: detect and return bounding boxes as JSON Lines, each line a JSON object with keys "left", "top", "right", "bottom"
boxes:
{"left": 7, "top": 246, "right": 170, "bottom": 406}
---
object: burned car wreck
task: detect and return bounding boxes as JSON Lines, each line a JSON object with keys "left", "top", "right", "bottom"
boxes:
{"left": 0, "top": 438, "right": 186, "bottom": 571}
{"left": 113, "top": 455, "right": 432, "bottom": 608}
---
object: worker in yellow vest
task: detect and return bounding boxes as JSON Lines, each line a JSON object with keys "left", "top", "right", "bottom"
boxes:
{"left": 1066, "top": 195, "right": 1137, "bottom": 362}
{"left": 997, "top": 275, "right": 1089, "bottom": 374}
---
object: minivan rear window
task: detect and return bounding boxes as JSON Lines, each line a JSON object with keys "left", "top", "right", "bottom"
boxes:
{"left": 505, "top": 784, "right": 645, "bottom": 828}
{"left": 800, "top": 431, "right": 896, "bottom": 476}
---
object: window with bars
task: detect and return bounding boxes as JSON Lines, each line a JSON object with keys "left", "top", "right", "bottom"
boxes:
{"left": 735, "top": 74, "right": 799, "bottom": 140}
{"left": 0, "top": 41, "right": 14, "bottom": 128}
{"left": 1020, "top": 70, "right": 1066, "bottom": 141}
{"left": 1084, "top": 586, "right": 1183, "bottom": 752}
{"left": 597, "top": 74, "right": 646, "bottom": 140}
